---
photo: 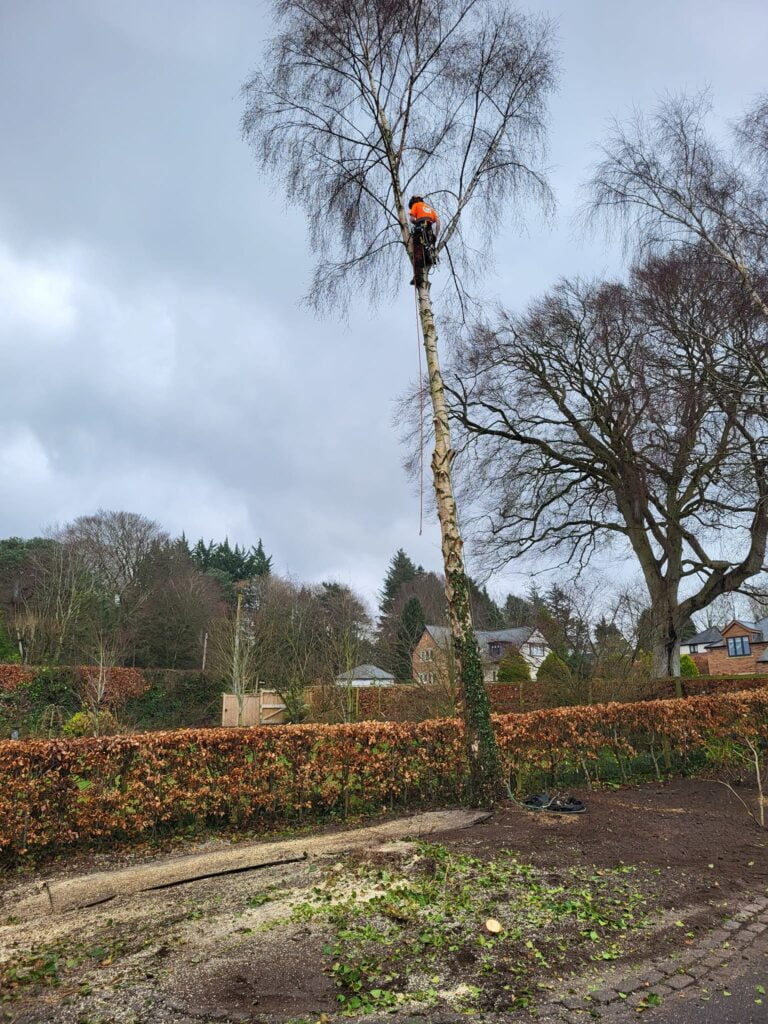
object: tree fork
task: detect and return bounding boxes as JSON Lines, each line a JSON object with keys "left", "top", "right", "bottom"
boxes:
{"left": 415, "top": 279, "right": 502, "bottom": 803}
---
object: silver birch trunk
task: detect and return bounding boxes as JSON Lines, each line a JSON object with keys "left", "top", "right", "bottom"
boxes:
{"left": 415, "top": 278, "right": 501, "bottom": 802}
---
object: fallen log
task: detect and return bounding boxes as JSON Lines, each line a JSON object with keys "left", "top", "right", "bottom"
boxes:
{"left": 4, "top": 808, "right": 490, "bottom": 920}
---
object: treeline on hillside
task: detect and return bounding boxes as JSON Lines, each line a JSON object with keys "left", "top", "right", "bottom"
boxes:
{"left": 0, "top": 511, "right": 378, "bottom": 683}
{"left": 0, "top": 517, "right": 698, "bottom": 688}
{"left": 0, "top": 511, "right": 270, "bottom": 669}
{"left": 376, "top": 549, "right": 699, "bottom": 701}
{"left": 0, "top": 514, "right": 705, "bottom": 736}
{"left": 0, "top": 510, "right": 382, "bottom": 734}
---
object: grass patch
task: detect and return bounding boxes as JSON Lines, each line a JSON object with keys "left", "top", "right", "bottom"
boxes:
{"left": 291, "top": 843, "right": 654, "bottom": 1015}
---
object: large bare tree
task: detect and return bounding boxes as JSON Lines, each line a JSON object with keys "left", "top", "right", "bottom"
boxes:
{"left": 449, "top": 248, "right": 768, "bottom": 681}
{"left": 62, "top": 510, "right": 168, "bottom": 597}
{"left": 242, "top": 0, "right": 557, "bottom": 799}
{"left": 587, "top": 92, "right": 768, "bottom": 399}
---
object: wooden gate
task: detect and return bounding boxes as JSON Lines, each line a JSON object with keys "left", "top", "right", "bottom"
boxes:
{"left": 258, "top": 689, "right": 288, "bottom": 724}
{"left": 221, "top": 690, "right": 288, "bottom": 727}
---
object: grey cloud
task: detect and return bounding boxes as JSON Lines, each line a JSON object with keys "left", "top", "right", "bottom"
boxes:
{"left": 2, "top": 0, "right": 768, "bottom": 607}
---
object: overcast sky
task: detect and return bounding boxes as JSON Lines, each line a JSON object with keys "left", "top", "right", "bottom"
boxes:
{"left": 1, "top": 0, "right": 766, "bottom": 612}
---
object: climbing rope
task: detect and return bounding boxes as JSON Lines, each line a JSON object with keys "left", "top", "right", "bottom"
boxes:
{"left": 413, "top": 283, "right": 425, "bottom": 536}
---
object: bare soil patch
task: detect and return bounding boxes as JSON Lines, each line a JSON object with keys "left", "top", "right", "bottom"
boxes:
{"left": 439, "top": 778, "right": 768, "bottom": 904}
{"left": 173, "top": 927, "right": 337, "bottom": 1020}
{"left": 0, "top": 780, "right": 766, "bottom": 1024}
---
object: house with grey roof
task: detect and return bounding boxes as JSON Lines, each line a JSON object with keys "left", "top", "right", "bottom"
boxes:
{"left": 412, "top": 624, "right": 551, "bottom": 684}
{"left": 680, "top": 617, "right": 768, "bottom": 675}
{"left": 335, "top": 664, "right": 396, "bottom": 688}
{"left": 679, "top": 626, "right": 723, "bottom": 656}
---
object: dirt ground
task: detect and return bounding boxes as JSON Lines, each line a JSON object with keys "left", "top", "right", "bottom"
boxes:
{"left": 1, "top": 779, "right": 766, "bottom": 1024}
{"left": 439, "top": 778, "right": 768, "bottom": 898}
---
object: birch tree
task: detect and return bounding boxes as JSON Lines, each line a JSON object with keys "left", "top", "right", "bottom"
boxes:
{"left": 210, "top": 583, "right": 273, "bottom": 725}
{"left": 242, "top": 0, "right": 557, "bottom": 799}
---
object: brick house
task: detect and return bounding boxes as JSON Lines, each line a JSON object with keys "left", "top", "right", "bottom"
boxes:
{"left": 412, "top": 625, "right": 551, "bottom": 684}
{"left": 680, "top": 618, "right": 768, "bottom": 675}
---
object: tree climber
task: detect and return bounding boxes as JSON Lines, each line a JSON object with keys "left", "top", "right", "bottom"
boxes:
{"left": 408, "top": 195, "right": 440, "bottom": 286}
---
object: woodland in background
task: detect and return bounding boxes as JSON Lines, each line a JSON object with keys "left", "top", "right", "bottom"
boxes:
{"left": 3, "top": 511, "right": 761, "bottom": 738}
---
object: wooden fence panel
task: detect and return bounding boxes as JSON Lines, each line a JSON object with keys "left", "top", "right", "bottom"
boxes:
{"left": 259, "top": 690, "right": 288, "bottom": 725}
{"left": 221, "top": 691, "right": 287, "bottom": 726}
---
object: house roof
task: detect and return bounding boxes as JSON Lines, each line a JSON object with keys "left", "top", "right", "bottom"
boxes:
{"left": 731, "top": 619, "right": 761, "bottom": 633}
{"left": 687, "top": 618, "right": 768, "bottom": 649}
{"left": 684, "top": 626, "right": 724, "bottom": 647}
{"left": 335, "top": 664, "right": 395, "bottom": 682}
{"left": 424, "top": 624, "right": 537, "bottom": 657}
{"left": 713, "top": 619, "right": 768, "bottom": 645}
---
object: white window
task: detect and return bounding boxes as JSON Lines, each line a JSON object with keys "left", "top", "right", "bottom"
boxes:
{"left": 527, "top": 643, "right": 546, "bottom": 657}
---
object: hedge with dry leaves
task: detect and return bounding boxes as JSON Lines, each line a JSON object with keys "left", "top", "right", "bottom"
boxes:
{"left": 495, "top": 687, "right": 768, "bottom": 784}
{"left": 0, "top": 688, "right": 766, "bottom": 861}
{"left": 313, "top": 674, "right": 768, "bottom": 723}
{"left": 0, "top": 665, "right": 35, "bottom": 693}
{"left": 0, "top": 664, "right": 147, "bottom": 705}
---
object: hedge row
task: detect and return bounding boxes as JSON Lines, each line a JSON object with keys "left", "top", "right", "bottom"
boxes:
{"left": 0, "top": 664, "right": 35, "bottom": 692}
{"left": 317, "top": 674, "right": 768, "bottom": 722}
{"left": 1, "top": 688, "right": 766, "bottom": 863}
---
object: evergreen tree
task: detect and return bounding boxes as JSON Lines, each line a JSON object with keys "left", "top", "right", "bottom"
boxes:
{"left": 0, "top": 536, "right": 55, "bottom": 619}
{"left": 541, "top": 585, "right": 572, "bottom": 654}
{"left": 526, "top": 582, "right": 546, "bottom": 610}
{"left": 538, "top": 584, "right": 593, "bottom": 675}
{"left": 379, "top": 549, "right": 422, "bottom": 617}
{"left": 190, "top": 537, "right": 272, "bottom": 583}
{"left": 497, "top": 648, "right": 531, "bottom": 683}
{"left": 594, "top": 617, "right": 626, "bottom": 649}
{"left": 469, "top": 581, "right": 505, "bottom": 629}
{"left": 537, "top": 651, "right": 572, "bottom": 684}
{"left": 394, "top": 596, "right": 426, "bottom": 682}
{"left": 679, "top": 654, "right": 699, "bottom": 678}
{"left": 503, "top": 593, "right": 533, "bottom": 627}
{"left": 537, "top": 651, "right": 580, "bottom": 707}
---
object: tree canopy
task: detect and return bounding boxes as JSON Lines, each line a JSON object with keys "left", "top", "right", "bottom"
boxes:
{"left": 189, "top": 538, "right": 272, "bottom": 584}
{"left": 450, "top": 246, "right": 768, "bottom": 675}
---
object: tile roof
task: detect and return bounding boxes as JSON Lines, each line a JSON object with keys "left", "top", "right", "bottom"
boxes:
{"left": 686, "top": 618, "right": 768, "bottom": 648}
{"left": 425, "top": 624, "right": 537, "bottom": 658}
{"left": 335, "top": 664, "right": 395, "bottom": 682}
{"left": 684, "top": 626, "right": 724, "bottom": 647}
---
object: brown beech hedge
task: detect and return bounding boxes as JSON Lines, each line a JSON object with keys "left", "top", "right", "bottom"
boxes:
{"left": 1, "top": 688, "right": 766, "bottom": 861}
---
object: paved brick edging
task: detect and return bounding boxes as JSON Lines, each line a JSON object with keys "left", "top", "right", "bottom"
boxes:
{"left": 535, "top": 894, "right": 768, "bottom": 1022}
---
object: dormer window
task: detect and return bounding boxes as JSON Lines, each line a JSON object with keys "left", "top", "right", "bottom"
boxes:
{"left": 727, "top": 636, "right": 751, "bottom": 657}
